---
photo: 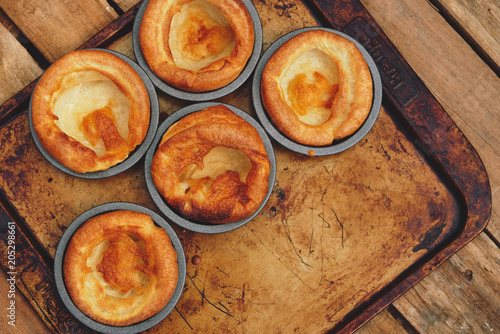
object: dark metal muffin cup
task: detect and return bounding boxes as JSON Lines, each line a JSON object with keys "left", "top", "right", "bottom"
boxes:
{"left": 53, "top": 202, "right": 186, "bottom": 334}
{"left": 28, "top": 48, "right": 160, "bottom": 179}
{"left": 144, "top": 102, "right": 277, "bottom": 234}
{"left": 252, "top": 27, "right": 383, "bottom": 156}
{"left": 132, "top": 0, "right": 263, "bottom": 101}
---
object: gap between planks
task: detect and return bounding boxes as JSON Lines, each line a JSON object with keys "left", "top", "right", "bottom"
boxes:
{"left": 426, "top": 0, "right": 500, "bottom": 76}
{"left": 0, "top": 7, "right": 49, "bottom": 69}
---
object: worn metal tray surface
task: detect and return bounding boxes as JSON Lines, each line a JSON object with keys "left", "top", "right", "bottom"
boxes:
{"left": 0, "top": 0, "right": 490, "bottom": 333}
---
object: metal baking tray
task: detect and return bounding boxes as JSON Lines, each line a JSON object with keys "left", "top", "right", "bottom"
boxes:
{"left": 0, "top": 0, "right": 491, "bottom": 333}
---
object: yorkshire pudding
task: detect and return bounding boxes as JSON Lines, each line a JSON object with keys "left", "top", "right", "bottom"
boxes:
{"left": 151, "top": 105, "right": 270, "bottom": 224}
{"left": 31, "top": 49, "right": 150, "bottom": 173}
{"left": 261, "top": 29, "right": 373, "bottom": 146}
{"left": 63, "top": 210, "right": 178, "bottom": 326}
{"left": 139, "top": 0, "right": 255, "bottom": 92}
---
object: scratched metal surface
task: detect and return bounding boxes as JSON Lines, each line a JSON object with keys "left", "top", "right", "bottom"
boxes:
{"left": 0, "top": 0, "right": 473, "bottom": 332}
{"left": 0, "top": 108, "right": 459, "bottom": 333}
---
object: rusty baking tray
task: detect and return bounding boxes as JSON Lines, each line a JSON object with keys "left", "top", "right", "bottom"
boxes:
{"left": 0, "top": 0, "right": 491, "bottom": 333}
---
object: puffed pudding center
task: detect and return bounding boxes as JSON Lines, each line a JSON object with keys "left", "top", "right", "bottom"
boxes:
{"left": 280, "top": 48, "right": 339, "bottom": 126}
{"left": 51, "top": 71, "right": 131, "bottom": 157}
{"left": 178, "top": 146, "right": 251, "bottom": 195}
{"left": 85, "top": 233, "right": 150, "bottom": 311}
{"left": 169, "top": 0, "right": 236, "bottom": 72}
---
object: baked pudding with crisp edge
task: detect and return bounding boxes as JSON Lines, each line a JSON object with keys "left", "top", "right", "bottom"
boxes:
{"left": 30, "top": 49, "right": 151, "bottom": 173}
{"left": 260, "top": 29, "right": 374, "bottom": 147}
{"left": 150, "top": 104, "right": 271, "bottom": 225}
{"left": 63, "top": 209, "right": 178, "bottom": 327}
{"left": 138, "top": 0, "right": 255, "bottom": 92}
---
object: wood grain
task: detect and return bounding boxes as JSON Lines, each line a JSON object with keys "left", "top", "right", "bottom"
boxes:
{"left": 393, "top": 232, "right": 500, "bottom": 333}
{"left": 433, "top": 0, "right": 500, "bottom": 72}
{"left": 0, "top": 22, "right": 42, "bottom": 105}
{"left": 0, "top": 0, "right": 119, "bottom": 62}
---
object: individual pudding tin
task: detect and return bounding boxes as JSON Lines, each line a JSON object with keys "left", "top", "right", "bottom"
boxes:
{"left": 252, "top": 27, "right": 383, "bottom": 156}
{"left": 29, "top": 48, "right": 160, "bottom": 179}
{"left": 53, "top": 202, "right": 186, "bottom": 334}
{"left": 132, "top": 0, "right": 263, "bottom": 101}
{"left": 144, "top": 102, "right": 277, "bottom": 234}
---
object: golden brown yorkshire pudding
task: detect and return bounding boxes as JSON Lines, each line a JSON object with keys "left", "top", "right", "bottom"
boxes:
{"left": 261, "top": 30, "right": 373, "bottom": 146}
{"left": 139, "top": 0, "right": 254, "bottom": 92}
{"left": 31, "top": 49, "right": 150, "bottom": 173}
{"left": 63, "top": 210, "right": 178, "bottom": 326}
{"left": 151, "top": 105, "right": 270, "bottom": 224}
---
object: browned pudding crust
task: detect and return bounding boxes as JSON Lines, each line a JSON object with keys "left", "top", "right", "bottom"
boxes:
{"left": 139, "top": 0, "right": 254, "bottom": 92}
{"left": 261, "top": 30, "right": 373, "bottom": 146}
{"left": 151, "top": 105, "right": 270, "bottom": 224}
{"left": 63, "top": 210, "right": 178, "bottom": 326}
{"left": 31, "top": 49, "right": 150, "bottom": 173}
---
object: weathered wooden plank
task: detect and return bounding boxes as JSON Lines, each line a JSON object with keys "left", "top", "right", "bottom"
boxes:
{"left": 360, "top": 0, "right": 500, "bottom": 248}
{"left": 393, "top": 232, "right": 500, "bottom": 333}
{"left": 0, "top": 22, "right": 42, "bottom": 105}
{"left": 0, "top": 0, "right": 119, "bottom": 63}
{"left": 433, "top": 0, "right": 500, "bottom": 72}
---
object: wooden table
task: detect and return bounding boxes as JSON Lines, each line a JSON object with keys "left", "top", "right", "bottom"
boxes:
{"left": 0, "top": 0, "right": 499, "bottom": 333}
